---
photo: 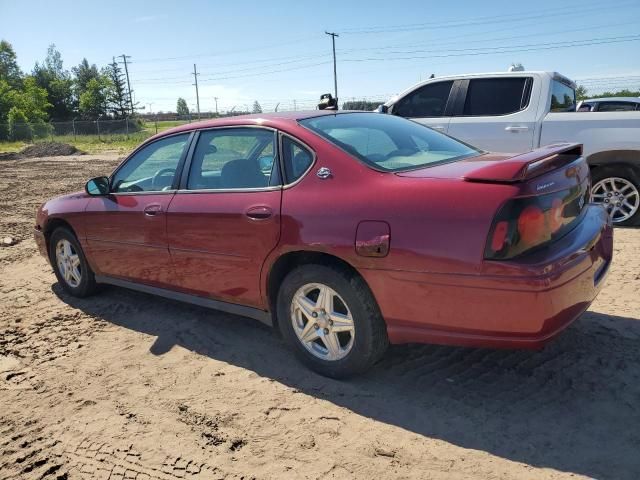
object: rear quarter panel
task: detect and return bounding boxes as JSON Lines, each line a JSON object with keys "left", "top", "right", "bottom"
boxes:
{"left": 263, "top": 124, "right": 520, "bottom": 293}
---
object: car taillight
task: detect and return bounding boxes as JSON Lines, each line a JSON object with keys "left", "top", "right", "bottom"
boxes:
{"left": 484, "top": 182, "right": 589, "bottom": 260}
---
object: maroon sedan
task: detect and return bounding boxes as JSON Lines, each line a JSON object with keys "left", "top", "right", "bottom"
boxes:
{"left": 35, "top": 112, "right": 613, "bottom": 377}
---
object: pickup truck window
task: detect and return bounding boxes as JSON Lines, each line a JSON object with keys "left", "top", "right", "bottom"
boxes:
{"left": 550, "top": 80, "right": 576, "bottom": 112}
{"left": 392, "top": 81, "right": 453, "bottom": 118}
{"left": 462, "top": 78, "right": 530, "bottom": 116}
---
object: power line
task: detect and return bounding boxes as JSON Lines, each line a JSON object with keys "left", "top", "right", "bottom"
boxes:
{"left": 340, "top": 0, "right": 637, "bottom": 34}
{"left": 342, "top": 34, "right": 640, "bottom": 63}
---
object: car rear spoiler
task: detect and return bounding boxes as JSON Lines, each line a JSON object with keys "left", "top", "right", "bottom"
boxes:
{"left": 463, "top": 143, "right": 583, "bottom": 183}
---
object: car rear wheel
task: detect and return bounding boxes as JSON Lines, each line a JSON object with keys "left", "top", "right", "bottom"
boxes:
{"left": 49, "top": 227, "right": 97, "bottom": 297}
{"left": 590, "top": 166, "right": 640, "bottom": 226}
{"left": 277, "top": 264, "right": 388, "bottom": 378}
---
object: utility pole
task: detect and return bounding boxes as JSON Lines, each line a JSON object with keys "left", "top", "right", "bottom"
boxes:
{"left": 192, "top": 64, "right": 201, "bottom": 119}
{"left": 325, "top": 31, "right": 339, "bottom": 108}
{"left": 118, "top": 54, "right": 134, "bottom": 114}
{"left": 293, "top": 99, "right": 297, "bottom": 111}
{"left": 213, "top": 96, "right": 219, "bottom": 115}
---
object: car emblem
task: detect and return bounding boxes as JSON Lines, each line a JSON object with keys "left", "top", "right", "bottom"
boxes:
{"left": 536, "top": 181, "right": 555, "bottom": 191}
{"left": 316, "top": 167, "right": 332, "bottom": 179}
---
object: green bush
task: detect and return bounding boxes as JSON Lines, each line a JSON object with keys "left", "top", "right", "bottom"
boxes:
{"left": 7, "top": 107, "right": 30, "bottom": 140}
{"left": 31, "top": 120, "right": 52, "bottom": 139}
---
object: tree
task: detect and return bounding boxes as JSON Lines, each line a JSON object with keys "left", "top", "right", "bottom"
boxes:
{"left": 103, "top": 59, "right": 129, "bottom": 118}
{"left": 0, "top": 40, "right": 22, "bottom": 89}
{"left": 176, "top": 97, "right": 189, "bottom": 116}
{"left": 73, "top": 58, "right": 101, "bottom": 101}
{"left": 32, "top": 44, "right": 74, "bottom": 120}
{"left": 575, "top": 85, "right": 588, "bottom": 101}
{"left": 252, "top": 101, "right": 262, "bottom": 113}
{"left": 342, "top": 100, "right": 382, "bottom": 111}
{"left": 79, "top": 77, "right": 108, "bottom": 118}
{"left": 0, "top": 76, "right": 51, "bottom": 139}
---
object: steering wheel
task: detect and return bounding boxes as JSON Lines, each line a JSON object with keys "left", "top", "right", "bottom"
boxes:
{"left": 152, "top": 168, "right": 176, "bottom": 189}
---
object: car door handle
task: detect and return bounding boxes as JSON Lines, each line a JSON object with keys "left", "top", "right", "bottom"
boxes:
{"left": 505, "top": 125, "right": 529, "bottom": 132}
{"left": 245, "top": 206, "right": 273, "bottom": 220}
{"left": 143, "top": 204, "right": 163, "bottom": 216}
{"left": 431, "top": 125, "right": 446, "bottom": 131}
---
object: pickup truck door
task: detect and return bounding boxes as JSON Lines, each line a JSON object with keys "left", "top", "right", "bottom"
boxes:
{"left": 447, "top": 77, "right": 537, "bottom": 153}
{"left": 390, "top": 80, "right": 456, "bottom": 134}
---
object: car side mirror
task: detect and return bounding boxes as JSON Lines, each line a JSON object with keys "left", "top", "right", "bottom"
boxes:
{"left": 375, "top": 104, "right": 389, "bottom": 114}
{"left": 85, "top": 176, "right": 110, "bottom": 196}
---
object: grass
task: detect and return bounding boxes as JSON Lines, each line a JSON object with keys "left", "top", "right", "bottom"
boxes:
{"left": 0, "top": 120, "right": 191, "bottom": 155}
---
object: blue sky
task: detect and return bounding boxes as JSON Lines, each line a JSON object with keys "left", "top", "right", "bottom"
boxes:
{"left": 1, "top": 0, "right": 639, "bottom": 113}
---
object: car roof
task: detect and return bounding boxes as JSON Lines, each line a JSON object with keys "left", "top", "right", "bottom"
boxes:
{"left": 150, "top": 110, "right": 358, "bottom": 141}
{"left": 582, "top": 97, "right": 640, "bottom": 103}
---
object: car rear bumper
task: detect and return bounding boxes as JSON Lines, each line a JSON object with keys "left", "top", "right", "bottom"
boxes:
{"left": 362, "top": 204, "right": 613, "bottom": 349}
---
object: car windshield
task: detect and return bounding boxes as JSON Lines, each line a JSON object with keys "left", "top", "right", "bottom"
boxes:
{"left": 299, "top": 113, "right": 480, "bottom": 172}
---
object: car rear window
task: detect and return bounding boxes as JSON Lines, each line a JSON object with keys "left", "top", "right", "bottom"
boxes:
{"left": 299, "top": 113, "right": 480, "bottom": 172}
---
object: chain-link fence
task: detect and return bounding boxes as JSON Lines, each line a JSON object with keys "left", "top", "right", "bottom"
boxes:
{"left": 0, "top": 118, "right": 147, "bottom": 142}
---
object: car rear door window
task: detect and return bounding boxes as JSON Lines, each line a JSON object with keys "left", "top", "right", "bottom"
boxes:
{"left": 393, "top": 81, "right": 454, "bottom": 118}
{"left": 187, "top": 128, "right": 278, "bottom": 190}
{"left": 281, "top": 136, "right": 313, "bottom": 183}
{"left": 462, "top": 78, "right": 530, "bottom": 116}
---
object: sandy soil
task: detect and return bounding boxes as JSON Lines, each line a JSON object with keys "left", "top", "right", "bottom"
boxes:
{"left": 1, "top": 153, "right": 639, "bottom": 480}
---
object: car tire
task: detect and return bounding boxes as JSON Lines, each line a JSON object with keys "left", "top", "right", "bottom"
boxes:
{"left": 590, "top": 165, "right": 640, "bottom": 226}
{"left": 277, "top": 264, "right": 388, "bottom": 378}
{"left": 49, "top": 227, "right": 98, "bottom": 297}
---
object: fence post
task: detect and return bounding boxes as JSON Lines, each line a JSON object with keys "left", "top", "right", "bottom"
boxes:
{"left": 155, "top": 116, "right": 158, "bottom": 134}
{"left": 96, "top": 118, "right": 101, "bottom": 141}
{"left": 125, "top": 116, "right": 129, "bottom": 138}
{"left": 72, "top": 118, "right": 76, "bottom": 142}
{"left": 49, "top": 121, "right": 54, "bottom": 142}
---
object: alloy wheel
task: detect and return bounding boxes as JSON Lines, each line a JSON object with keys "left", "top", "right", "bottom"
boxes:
{"left": 290, "top": 283, "right": 355, "bottom": 361}
{"left": 55, "top": 239, "right": 82, "bottom": 288}
{"left": 591, "top": 177, "right": 639, "bottom": 223}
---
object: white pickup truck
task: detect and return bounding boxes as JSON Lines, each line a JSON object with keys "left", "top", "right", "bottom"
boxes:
{"left": 379, "top": 71, "right": 640, "bottom": 225}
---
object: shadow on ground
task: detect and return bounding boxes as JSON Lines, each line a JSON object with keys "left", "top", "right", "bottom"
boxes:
{"left": 55, "top": 283, "right": 640, "bottom": 480}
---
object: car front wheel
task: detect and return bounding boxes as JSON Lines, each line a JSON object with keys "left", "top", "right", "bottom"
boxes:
{"left": 49, "top": 227, "right": 97, "bottom": 297}
{"left": 277, "top": 264, "right": 388, "bottom": 378}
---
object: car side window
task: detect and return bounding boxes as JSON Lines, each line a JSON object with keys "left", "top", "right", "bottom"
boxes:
{"left": 111, "top": 133, "right": 190, "bottom": 193}
{"left": 393, "top": 81, "right": 454, "bottom": 118}
{"left": 282, "top": 136, "right": 313, "bottom": 183}
{"left": 187, "top": 128, "right": 278, "bottom": 190}
{"left": 462, "top": 77, "right": 530, "bottom": 116}
{"left": 597, "top": 102, "right": 637, "bottom": 112}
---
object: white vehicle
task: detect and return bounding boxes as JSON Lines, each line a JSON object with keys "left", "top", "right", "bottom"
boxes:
{"left": 577, "top": 97, "right": 640, "bottom": 112}
{"left": 379, "top": 72, "right": 640, "bottom": 225}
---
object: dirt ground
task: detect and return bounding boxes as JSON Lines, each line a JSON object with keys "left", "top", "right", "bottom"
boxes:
{"left": 1, "top": 153, "right": 639, "bottom": 480}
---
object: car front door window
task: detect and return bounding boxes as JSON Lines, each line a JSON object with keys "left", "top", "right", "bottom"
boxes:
{"left": 112, "top": 134, "right": 190, "bottom": 193}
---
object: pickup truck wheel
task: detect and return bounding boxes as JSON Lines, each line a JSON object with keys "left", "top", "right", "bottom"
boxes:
{"left": 277, "top": 264, "right": 388, "bottom": 378}
{"left": 591, "top": 166, "right": 640, "bottom": 226}
{"left": 49, "top": 227, "right": 97, "bottom": 297}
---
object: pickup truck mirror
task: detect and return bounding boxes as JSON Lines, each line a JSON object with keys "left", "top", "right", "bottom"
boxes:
{"left": 375, "top": 104, "right": 389, "bottom": 114}
{"left": 85, "top": 176, "right": 110, "bottom": 196}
